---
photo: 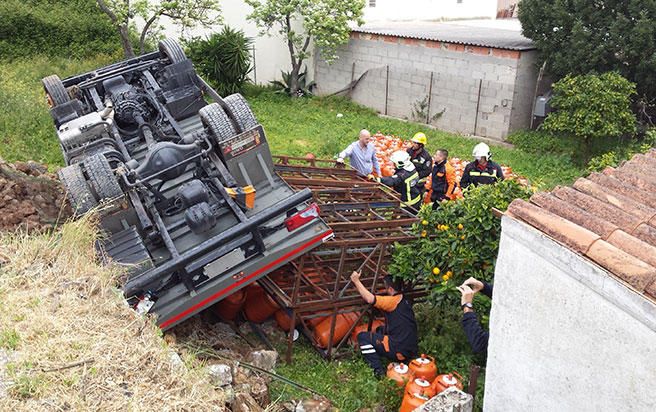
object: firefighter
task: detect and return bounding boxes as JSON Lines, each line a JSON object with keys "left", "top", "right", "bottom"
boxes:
{"left": 407, "top": 132, "right": 432, "bottom": 196}
{"left": 460, "top": 142, "right": 504, "bottom": 190}
{"left": 381, "top": 150, "right": 422, "bottom": 213}
{"left": 351, "top": 271, "right": 418, "bottom": 377}
{"left": 430, "top": 149, "right": 457, "bottom": 209}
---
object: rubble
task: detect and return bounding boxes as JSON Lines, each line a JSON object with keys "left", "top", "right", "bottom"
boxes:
{"left": 232, "top": 392, "right": 263, "bottom": 412}
{"left": 0, "top": 157, "right": 71, "bottom": 232}
{"left": 249, "top": 350, "right": 278, "bottom": 371}
{"left": 208, "top": 364, "right": 233, "bottom": 386}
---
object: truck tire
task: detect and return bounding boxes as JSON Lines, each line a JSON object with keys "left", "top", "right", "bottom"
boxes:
{"left": 158, "top": 38, "right": 187, "bottom": 64}
{"left": 223, "top": 93, "right": 258, "bottom": 133}
{"left": 58, "top": 163, "right": 98, "bottom": 214}
{"left": 42, "top": 75, "right": 70, "bottom": 108}
{"left": 199, "top": 103, "right": 237, "bottom": 143}
{"left": 83, "top": 154, "right": 123, "bottom": 201}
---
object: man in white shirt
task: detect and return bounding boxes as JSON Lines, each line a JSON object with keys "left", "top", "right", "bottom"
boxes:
{"left": 336, "top": 129, "right": 381, "bottom": 177}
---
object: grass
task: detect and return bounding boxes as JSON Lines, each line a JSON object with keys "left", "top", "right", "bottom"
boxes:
{"left": 0, "top": 55, "right": 584, "bottom": 189}
{"left": 0, "top": 217, "right": 227, "bottom": 409}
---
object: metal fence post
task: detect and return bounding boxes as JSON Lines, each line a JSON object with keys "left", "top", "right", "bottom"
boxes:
{"left": 426, "top": 71, "right": 434, "bottom": 124}
{"left": 385, "top": 65, "right": 390, "bottom": 115}
{"left": 473, "top": 79, "right": 482, "bottom": 135}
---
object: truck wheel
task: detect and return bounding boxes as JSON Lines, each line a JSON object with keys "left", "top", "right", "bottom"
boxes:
{"left": 199, "top": 103, "right": 237, "bottom": 143}
{"left": 42, "top": 75, "right": 70, "bottom": 108}
{"left": 223, "top": 94, "right": 258, "bottom": 133}
{"left": 83, "top": 154, "right": 123, "bottom": 201}
{"left": 58, "top": 163, "right": 98, "bottom": 214}
{"left": 158, "top": 38, "right": 187, "bottom": 64}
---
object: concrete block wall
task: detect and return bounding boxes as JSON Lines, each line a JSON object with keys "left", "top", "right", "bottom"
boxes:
{"left": 314, "top": 33, "right": 537, "bottom": 140}
{"left": 485, "top": 217, "right": 656, "bottom": 411}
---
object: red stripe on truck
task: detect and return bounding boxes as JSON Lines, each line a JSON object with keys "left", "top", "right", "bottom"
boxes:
{"left": 159, "top": 229, "right": 334, "bottom": 329}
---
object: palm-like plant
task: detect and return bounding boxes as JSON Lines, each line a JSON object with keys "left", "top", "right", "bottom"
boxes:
{"left": 270, "top": 67, "right": 316, "bottom": 97}
{"left": 186, "top": 27, "right": 253, "bottom": 96}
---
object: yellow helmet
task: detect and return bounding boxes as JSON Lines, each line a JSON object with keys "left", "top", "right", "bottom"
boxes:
{"left": 411, "top": 132, "right": 427, "bottom": 145}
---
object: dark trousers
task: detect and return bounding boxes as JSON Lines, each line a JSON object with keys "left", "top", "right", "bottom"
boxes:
{"left": 357, "top": 331, "right": 409, "bottom": 376}
{"left": 431, "top": 192, "right": 447, "bottom": 210}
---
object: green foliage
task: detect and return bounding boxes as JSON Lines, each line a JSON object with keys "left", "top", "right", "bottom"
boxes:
{"left": 245, "top": 0, "right": 365, "bottom": 95}
{"left": 270, "top": 341, "right": 398, "bottom": 410}
{"left": 542, "top": 73, "right": 637, "bottom": 154}
{"left": 0, "top": 0, "right": 121, "bottom": 59}
{"left": 507, "top": 129, "right": 576, "bottom": 159}
{"left": 390, "top": 181, "right": 532, "bottom": 290}
{"left": 186, "top": 27, "right": 253, "bottom": 96}
{"left": 519, "top": 0, "right": 656, "bottom": 99}
{"left": 96, "top": 0, "right": 222, "bottom": 56}
{"left": 587, "top": 129, "right": 656, "bottom": 172}
{"left": 270, "top": 68, "right": 316, "bottom": 97}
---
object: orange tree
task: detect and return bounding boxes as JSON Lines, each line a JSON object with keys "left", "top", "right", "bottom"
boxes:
{"left": 391, "top": 180, "right": 532, "bottom": 302}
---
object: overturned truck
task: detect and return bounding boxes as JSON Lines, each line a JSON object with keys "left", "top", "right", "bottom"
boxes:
{"left": 43, "top": 39, "right": 332, "bottom": 329}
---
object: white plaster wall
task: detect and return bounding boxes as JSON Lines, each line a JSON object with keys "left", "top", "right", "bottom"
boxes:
{"left": 364, "top": 0, "right": 497, "bottom": 22}
{"left": 485, "top": 217, "right": 656, "bottom": 411}
{"left": 157, "top": 0, "right": 310, "bottom": 84}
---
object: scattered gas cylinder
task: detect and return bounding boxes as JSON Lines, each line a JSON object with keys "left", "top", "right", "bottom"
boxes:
{"left": 386, "top": 362, "right": 415, "bottom": 387}
{"left": 408, "top": 354, "right": 438, "bottom": 382}
{"left": 349, "top": 318, "right": 385, "bottom": 346}
{"left": 313, "top": 312, "right": 359, "bottom": 348}
{"left": 243, "top": 283, "right": 279, "bottom": 323}
{"left": 432, "top": 372, "right": 464, "bottom": 394}
{"left": 211, "top": 289, "right": 246, "bottom": 321}
{"left": 399, "top": 378, "right": 434, "bottom": 412}
{"left": 274, "top": 309, "right": 299, "bottom": 332}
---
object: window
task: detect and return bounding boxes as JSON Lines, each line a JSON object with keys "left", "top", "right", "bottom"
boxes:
{"left": 369, "top": 0, "right": 376, "bottom": 7}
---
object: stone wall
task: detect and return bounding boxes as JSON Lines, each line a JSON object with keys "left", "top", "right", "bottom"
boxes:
{"left": 314, "top": 33, "right": 538, "bottom": 140}
{"left": 484, "top": 216, "right": 656, "bottom": 411}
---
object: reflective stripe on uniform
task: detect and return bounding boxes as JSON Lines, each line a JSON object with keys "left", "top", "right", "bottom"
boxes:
{"left": 469, "top": 169, "right": 497, "bottom": 177}
{"left": 402, "top": 171, "right": 420, "bottom": 206}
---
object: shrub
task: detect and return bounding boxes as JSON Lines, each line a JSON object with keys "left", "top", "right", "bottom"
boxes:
{"left": 185, "top": 26, "right": 253, "bottom": 96}
{"left": 0, "top": 0, "right": 121, "bottom": 59}
{"left": 391, "top": 180, "right": 532, "bottom": 300}
{"left": 542, "top": 72, "right": 637, "bottom": 158}
{"left": 507, "top": 129, "right": 576, "bottom": 158}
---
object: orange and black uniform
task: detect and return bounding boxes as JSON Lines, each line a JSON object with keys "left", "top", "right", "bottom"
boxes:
{"left": 431, "top": 159, "right": 457, "bottom": 207}
{"left": 357, "top": 294, "right": 418, "bottom": 376}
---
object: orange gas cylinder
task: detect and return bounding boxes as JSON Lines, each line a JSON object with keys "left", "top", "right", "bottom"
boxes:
{"left": 243, "top": 283, "right": 279, "bottom": 323}
{"left": 408, "top": 354, "right": 438, "bottom": 382}
{"left": 386, "top": 363, "right": 415, "bottom": 387}
{"left": 349, "top": 319, "right": 385, "bottom": 346}
{"left": 400, "top": 378, "right": 434, "bottom": 412}
{"left": 313, "top": 312, "right": 359, "bottom": 348}
{"left": 405, "top": 377, "right": 437, "bottom": 398}
{"left": 432, "top": 372, "right": 464, "bottom": 394}
{"left": 274, "top": 310, "right": 299, "bottom": 332}
{"left": 211, "top": 289, "right": 246, "bottom": 321}
{"left": 305, "top": 311, "right": 331, "bottom": 328}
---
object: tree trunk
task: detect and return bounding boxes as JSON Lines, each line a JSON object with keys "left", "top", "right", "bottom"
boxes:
{"left": 119, "top": 24, "right": 135, "bottom": 58}
{"left": 289, "top": 62, "right": 301, "bottom": 97}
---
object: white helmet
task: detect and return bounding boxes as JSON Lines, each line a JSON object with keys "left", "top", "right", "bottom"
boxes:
{"left": 390, "top": 150, "right": 415, "bottom": 172}
{"left": 472, "top": 142, "right": 491, "bottom": 160}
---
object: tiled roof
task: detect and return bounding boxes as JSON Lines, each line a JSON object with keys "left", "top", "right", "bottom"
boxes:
{"left": 506, "top": 150, "right": 656, "bottom": 302}
{"left": 351, "top": 21, "right": 536, "bottom": 51}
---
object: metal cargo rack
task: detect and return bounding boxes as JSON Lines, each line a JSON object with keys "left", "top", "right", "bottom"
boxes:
{"left": 258, "top": 156, "right": 429, "bottom": 362}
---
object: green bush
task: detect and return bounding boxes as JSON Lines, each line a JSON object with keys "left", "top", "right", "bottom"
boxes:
{"left": 507, "top": 129, "right": 576, "bottom": 158}
{"left": 185, "top": 27, "right": 253, "bottom": 96}
{"left": 270, "top": 68, "right": 316, "bottom": 97}
{"left": 0, "top": 0, "right": 121, "bottom": 59}
{"left": 587, "top": 129, "right": 656, "bottom": 172}
{"left": 542, "top": 72, "right": 637, "bottom": 157}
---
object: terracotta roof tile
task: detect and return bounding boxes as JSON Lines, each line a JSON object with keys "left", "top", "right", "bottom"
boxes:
{"left": 587, "top": 173, "right": 656, "bottom": 209}
{"left": 586, "top": 240, "right": 656, "bottom": 291}
{"left": 633, "top": 223, "right": 656, "bottom": 247}
{"left": 552, "top": 186, "right": 643, "bottom": 232}
{"left": 606, "top": 230, "right": 656, "bottom": 268}
{"left": 530, "top": 192, "right": 618, "bottom": 238}
{"left": 572, "top": 178, "right": 656, "bottom": 222}
{"left": 506, "top": 153, "right": 656, "bottom": 302}
{"left": 507, "top": 199, "right": 599, "bottom": 254}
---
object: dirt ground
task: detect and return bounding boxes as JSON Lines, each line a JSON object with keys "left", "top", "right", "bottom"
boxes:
{"left": 0, "top": 157, "right": 71, "bottom": 232}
